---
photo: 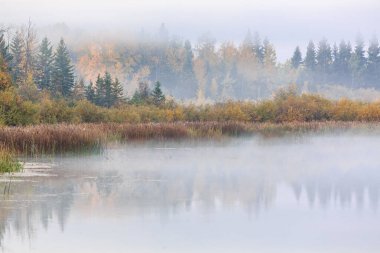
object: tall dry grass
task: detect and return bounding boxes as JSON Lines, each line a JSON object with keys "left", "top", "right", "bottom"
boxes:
{"left": 1, "top": 121, "right": 380, "bottom": 155}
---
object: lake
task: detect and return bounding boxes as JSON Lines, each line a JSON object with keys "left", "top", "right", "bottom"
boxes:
{"left": 1, "top": 133, "right": 380, "bottom": 253}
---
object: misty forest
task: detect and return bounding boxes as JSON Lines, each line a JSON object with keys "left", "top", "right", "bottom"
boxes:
{"left": 1, "top": 22, "right": 380, "bottom": 106}
{"left": 1, "top": 2, "right": 380, "bottom": 252}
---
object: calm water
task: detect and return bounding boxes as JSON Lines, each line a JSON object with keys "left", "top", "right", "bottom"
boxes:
{"left": 1, "top": 134, "right": 380, "bottom": 253}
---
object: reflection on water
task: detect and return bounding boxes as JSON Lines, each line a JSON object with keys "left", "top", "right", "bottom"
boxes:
{"left": 1, "top": 135, "right": 380, "bottom": 252}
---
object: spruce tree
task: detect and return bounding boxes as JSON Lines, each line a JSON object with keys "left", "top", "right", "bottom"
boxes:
{"left": 350, "top": 36, "right": 367, "bottom": 87}
{"left": 304, "top": 41, "right": 317, "bottom": 71}
{"left": 337, "top": 40, "right": 352, "bottom": 84}
{"left": 94, "top": 74, "right": 105, "bottom": 106}
{"left": 291, "top": 46, "right": 302, "bottom": 69}
{"left": 366, "top": 37, "right": 380, "bottom": 87}
{"left": 0, "top": 32, "right": 12, "bottom": 67}
{"left": 103, "top": 72, "right": 113, "bottom": 107}
{"left": 85, "top": 81, "right": 96, "bottom": 103}
{"left": 151, "top": 81, "right": 165, "bottom": 106}
{"left": 10, "top": 31, "right": 26, "bottom": 86}
{"left": 35, "top": 37, "right": 53, "bottom": 90}
{"left": 253, "top": 32, "right": 264, "bottom": 63}
{"left": 111, "top": 78, "right": 123, "bottom": 105}
{"left": 181, "top": 40, "right": 197, "bottom": 98}
{"left": 52, "top": 38, "right": 74, "bottom": 97}
{"left": 316, "top": 39, "right": 332, "bottom": 82}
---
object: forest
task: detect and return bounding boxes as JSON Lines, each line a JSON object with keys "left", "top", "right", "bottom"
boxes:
{"left": 1, "top": 22, "right": 380, "bottom": 105}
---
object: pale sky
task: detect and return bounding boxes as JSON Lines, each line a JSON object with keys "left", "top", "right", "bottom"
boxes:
{"left": 1, "top": 0, "right": 380, "bottom": 60}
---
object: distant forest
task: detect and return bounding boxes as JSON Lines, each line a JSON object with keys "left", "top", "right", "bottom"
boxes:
{"left": 1, "top": 22, "right": 380, "bottom": 103}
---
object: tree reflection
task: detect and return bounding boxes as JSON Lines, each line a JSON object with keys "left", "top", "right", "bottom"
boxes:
{"left": 0, "top": 153, "right": 379, "bottom": 248}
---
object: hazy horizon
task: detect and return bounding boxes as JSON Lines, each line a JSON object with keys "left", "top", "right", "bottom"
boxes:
{"left": 1, "top": 0, "right": 380, "bottom": 61}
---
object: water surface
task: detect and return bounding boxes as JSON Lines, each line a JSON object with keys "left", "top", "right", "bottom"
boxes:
{"left": 1, "top": 134, "right": 380, "bottom": 253}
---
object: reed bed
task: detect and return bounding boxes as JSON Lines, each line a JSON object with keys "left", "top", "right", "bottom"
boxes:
{"left": 1, "top": 121, "right": 380, "bottom": 156}
{"left": 0, "top": 146, "right": 22, "bottom": 173}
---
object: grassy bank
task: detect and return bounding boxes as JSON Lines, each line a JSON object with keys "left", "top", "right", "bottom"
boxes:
{"left": 1, "top": 121, "right": 380, "bottom": 156}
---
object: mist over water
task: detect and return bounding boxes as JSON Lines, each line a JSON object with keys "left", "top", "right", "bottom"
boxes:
{"left": 1, "top": 133, "right": 380, "bottom": 253}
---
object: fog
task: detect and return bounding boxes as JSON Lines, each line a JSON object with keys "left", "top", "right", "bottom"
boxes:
{"left": 1, "top": 0, "right": 380, "bottom": 60}
{"left": 1, "top": 134, "right": 380, "bottom": 252}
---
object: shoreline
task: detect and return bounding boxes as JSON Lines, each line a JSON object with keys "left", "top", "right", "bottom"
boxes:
{"left": 2, "top": 120, "right": 380, "bottom": 173}
{"left": 2, "top": 121, "right": 380, "bottom": 154}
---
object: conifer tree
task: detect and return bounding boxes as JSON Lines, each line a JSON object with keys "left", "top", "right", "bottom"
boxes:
{"left": 350, "top": 36, "right": 367, "bottom": 87}
{"left": 94, "top": 74, "right": 105, "bottom": 105}
{"left": 337, "top": 40, "right": 352, "bottom": 84}
{"left": 85, "top": 81, "right": 96, "bottom": 103}
{"left": 316, "top": 39, "right": 332, "bottom": 82}
{"left": 304, "top": 41, "right": 317, "bottom": 71}
{"left": 52, "top": 38, "right": 74, "bottom": 97}
{"left": 10, "top": 31, "right": 26, "bottom": 86}
{"left": 181, "top": 40, "right": 197, "bottom": 97}
{"left": 0, "top": 32, "right": 12, "bottom": 67}
{"left": 151, "top": 81, "right": 165, "bottom": 106}
{"left": 103, "top": 72, "right": 113, "bottom": 107}
{"left": 291, "top": 46, "right": 302, "bottom": 69}
{"left": 35, "top": 37, "right": 53, "bottom": 90}
{"left": 111, "top": 78, "right": 124, "bottom": 104}
{"left": 253, "top": 32, "right": 264, "bottom": 63}
{"left": 366, "top": 37, "right": 380, "bottom": 87}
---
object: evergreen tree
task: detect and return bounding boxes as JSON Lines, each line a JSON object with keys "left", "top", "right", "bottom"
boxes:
{"left": 336, "top": 40, "right": 352, "bottom": 84}
{"left": 0, "top": 32, "right": 12, "bottom": 67}
{"left": 94, "top": 74, "right": 105, "bottom": 106}
{"left": 52, "top": 38, "right": 74, "bottom": 97}
{"left": 253, "top": 32, "right": 264, "bottom": 63}
{"left": 103, "top": 72, "right": 113, "bottom": 107}
{"left": 366, "top": 37, "right": 380, "bottom": 87}
{"left": 35, "top": 37, "right": 53, "bottom": 90}
{"left": 111, "top": 78, "right": 124, "bottom": 105}
{"left": 10, "top": 31, "right": 26, "bottom": 86}
{"left": 316, "top": 39, "right": 332, "bottom": 82}
{"left": 181, "top": 40, "right": 197, "bottom": 98}
{"left": 151, "top": 81, "right": 165, "bottom": 106}
{"left": 291, "top": 46, "right": 302, "bottom": 69}
{"left": 85, "top": 81, "right": 96, "bottom": 103}
{"left": 304, "top": 41, "right": 317, "bottom": 71}
{"left": 350, "top": 36, "right": 367, "bottom": 87}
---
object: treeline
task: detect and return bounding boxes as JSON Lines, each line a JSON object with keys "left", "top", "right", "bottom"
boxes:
{"left": 2, "top": 23, "right": 380, "bottom": 103}
{"left": 0, "top": 23, "right": 77, "bottom": 97}
{"left": 291, "top": 38, "right": 380, "bottom": 89}
{"left": 71, "top": 25, "right": 380, "bottom": 100}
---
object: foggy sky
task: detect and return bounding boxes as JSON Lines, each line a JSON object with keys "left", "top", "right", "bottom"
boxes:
{"left": 1, "top": 0, "right": 380, "bottom": 61}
